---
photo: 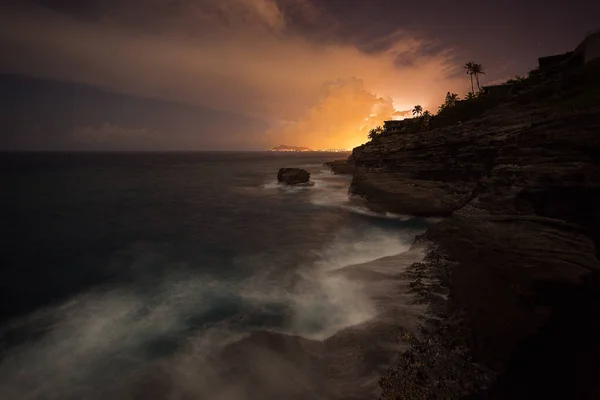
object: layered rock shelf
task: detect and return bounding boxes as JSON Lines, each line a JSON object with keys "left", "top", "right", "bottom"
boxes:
{"left": 338, "top": 66, "right": 600, "bottom": 398}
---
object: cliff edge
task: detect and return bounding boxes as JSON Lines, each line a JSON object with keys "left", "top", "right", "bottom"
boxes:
{"left": 348, "top": 63, "right": 600, "bottom": 398}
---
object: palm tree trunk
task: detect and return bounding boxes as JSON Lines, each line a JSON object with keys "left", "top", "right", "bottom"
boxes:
{"left": 470, "top": 74, "right": 474, "bottom": 94}
{"left": 475, "top": 74, "right": 481, "bottom": 91}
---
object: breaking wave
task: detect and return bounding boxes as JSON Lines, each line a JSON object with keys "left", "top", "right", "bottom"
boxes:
{"left": 0, "top": 165, "right": 431, "bottom": 400}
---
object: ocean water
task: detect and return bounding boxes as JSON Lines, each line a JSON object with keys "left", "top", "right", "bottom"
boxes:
{"left": 1, "top": 152, "right": 432, "bottom": 400}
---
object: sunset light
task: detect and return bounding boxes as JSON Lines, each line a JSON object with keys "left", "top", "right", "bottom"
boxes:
{"left": 0, "top": 1, "right": 466, "bottom": 151}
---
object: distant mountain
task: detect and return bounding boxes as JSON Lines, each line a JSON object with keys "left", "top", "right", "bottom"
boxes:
{"left": 269, "top": 145, "right": 312, "bottom": 152}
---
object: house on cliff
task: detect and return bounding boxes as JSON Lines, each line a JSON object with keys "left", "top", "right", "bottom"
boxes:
{"left": 538, "top": 29, "right": 600, "bottom": 72}
{"left": 481, "top": 83, "right": 516, "bottom": 97}
{"left": 574, "top": 29, "right": 600, "bottom": 64}
{"left": 538, "top": 51, "right": 575, "bottom": 71}
{"left": 383, "top": 119, "right": 412, "bottom": 134}
{"left": 482, "top": 30, "right": 600, "bottom": 97}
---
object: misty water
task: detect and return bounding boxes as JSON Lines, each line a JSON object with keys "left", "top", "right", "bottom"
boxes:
{"left": 1, "top": 152, "right": 433, "bottom": 399}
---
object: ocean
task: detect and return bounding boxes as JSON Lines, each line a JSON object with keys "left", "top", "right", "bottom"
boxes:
{"left": 1, "top": 152, "right": 432, "bottom": 400}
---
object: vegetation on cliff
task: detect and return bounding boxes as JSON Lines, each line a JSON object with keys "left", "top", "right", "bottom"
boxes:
{"left": 367, "top": 57, "right": 600, "bottom": 144}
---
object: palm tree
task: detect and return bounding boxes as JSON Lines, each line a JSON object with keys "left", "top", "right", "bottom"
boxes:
{"left": 445, "top": 92, "right": 459, "bottom": 107}
{"left": 438, "top": 92, "right": 459, "bottom": 114}
{"left": 367, "top": 126, "right": 384, "bottom": 140}
{"left": 412, "top": 105, "right": 423, "bottom": 117}
{"left": 464, "top": 62, "right": 486, "bottom": 91}
{"left": 464, "top": 61, "right": 476, "bottom": 94}
{"left": 421, "top": 110, "right": 432, "bottom": 127}
{"left": 472, "top": 63, "right": 486, "bottom": 91}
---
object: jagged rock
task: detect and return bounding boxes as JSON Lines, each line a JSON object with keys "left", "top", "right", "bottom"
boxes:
{"left": 277, "top": 168, "right": 310, "bottom": 185}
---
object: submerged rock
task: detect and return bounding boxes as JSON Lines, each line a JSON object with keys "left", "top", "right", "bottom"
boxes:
{"left": 277, "top": 168, "right": 310, "bottom": 185}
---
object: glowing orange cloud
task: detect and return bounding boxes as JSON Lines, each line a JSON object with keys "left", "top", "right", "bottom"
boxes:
{"left": 271, "top": 78, "right": 402, "bottom": 149}
{"left": 0, "top": 0, "right": 466, "bottom": 149}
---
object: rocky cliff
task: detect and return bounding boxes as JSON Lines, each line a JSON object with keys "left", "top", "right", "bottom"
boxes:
{"left": 346, "top": 66, "right": 600, "bottom": 398}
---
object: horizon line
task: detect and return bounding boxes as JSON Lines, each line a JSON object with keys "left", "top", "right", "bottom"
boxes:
{"left": 0, "top": 149, "right": 353, "bottom": 153}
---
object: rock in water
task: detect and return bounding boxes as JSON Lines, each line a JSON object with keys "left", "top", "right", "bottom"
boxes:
{"left": 323, "top": 159, "right": 354, "bottom": 175}
{"left": 277, "top": 168, "right": 310, "bottom": 185}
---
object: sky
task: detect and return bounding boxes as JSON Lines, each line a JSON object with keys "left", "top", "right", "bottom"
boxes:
{"left": 1, "top": 0, "right": 599, "bottom": 150}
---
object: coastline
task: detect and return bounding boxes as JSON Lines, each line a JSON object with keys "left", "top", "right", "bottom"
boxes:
{"left": 324, "top": 62, "right": 600, "bottom": 398}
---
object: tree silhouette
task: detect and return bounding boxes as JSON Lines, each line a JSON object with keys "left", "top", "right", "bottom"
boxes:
{"left": 445, "top": 92, "right": 459, "bottom": 107}
{"left": 421, "top": 110, "right": 432, "bottom": 127}
{"left": 464, "top": 61, "right": 477, "bottom": 94}
{"left": 412, "top": 105, "right": 423, "bottom": 117}
{"left": 438, "top": 92, "right": 459, "bottom": 113}
{"left": 368, "top": 126, "right": 384, "bottom": 140}
{"left": 471, "top": 63, "right": 486, "bottom": 91}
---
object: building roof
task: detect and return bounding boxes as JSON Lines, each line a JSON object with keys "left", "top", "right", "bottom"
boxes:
{"left": 538, "top": 51, "right": 574, "bottom": 64}
{"left": 482, "top": 83, "right": 515, "bottom": 89}
{"left": 575, "top": 29, "right": 600, "bottom": 53}
{"left": 534, "top": 29, "right": 600, "bottom": 71}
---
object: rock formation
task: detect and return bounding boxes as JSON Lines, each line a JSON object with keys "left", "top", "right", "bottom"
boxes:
{"left": 349, "top": 63, "right": 600, "bottom": 398}
{"left": 277, "top": 168, "right": 310, "bottom": 185}
{"left": 323, "top": 159, "right": 355, "bottom": 175}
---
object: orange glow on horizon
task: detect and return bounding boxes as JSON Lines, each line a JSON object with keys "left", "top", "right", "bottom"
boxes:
{"left": 2, "top": 1, "right": 467, "bottom": 150}
{"left": 269, "top": 78, "right": 423, "bottom": 151}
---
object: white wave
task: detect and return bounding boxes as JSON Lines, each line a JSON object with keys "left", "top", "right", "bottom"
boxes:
{"left": 316, "top": 227, "right": 415, "bottom": 271}
{"left": 0, "top": 273, "right": 254, "bottom": 399}
{"left": 0, "top": 160, "right": 435, "bottom": 399}
{"left": 260, "top": 180, "right": 314, "bottom": 192}
{"left": 0, "top": 215, "right": 427, "bottom": 400}
{"left": 236, "top": 226, "right": 421, "bottom": 342}
{"left": 309, "top": 177, "right": 415, "bottom": 221}
{"left": 340, "top": 204, "right": 415, "bottom": 220}
{"left": 261, "top": 168, "right": 422, "bottom": 223}
{"left": 261, "top": 180, "right": 280, "bottom": 190}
